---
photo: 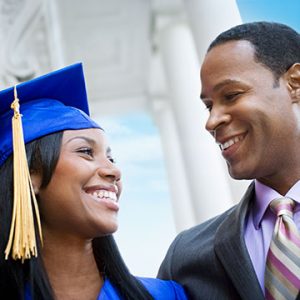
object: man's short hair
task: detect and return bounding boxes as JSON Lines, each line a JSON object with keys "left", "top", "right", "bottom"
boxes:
{"left": 208, "top": 22, "right": 300, "bottom": 81}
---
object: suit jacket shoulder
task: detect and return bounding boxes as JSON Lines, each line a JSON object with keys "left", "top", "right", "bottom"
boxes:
{"left": 158, "top": 182, "right": 264, "bottom": 300}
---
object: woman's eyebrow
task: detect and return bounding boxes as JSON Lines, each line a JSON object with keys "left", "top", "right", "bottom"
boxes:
{"left": 65, "top": 136, "right": 96, "bottom": 145}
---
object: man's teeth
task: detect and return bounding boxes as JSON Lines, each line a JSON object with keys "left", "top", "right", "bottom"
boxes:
{"left": 91, "top": 190, "right": 117, "bottom": 201}
{"left": 220, "top": 136, "right": 242, "bottom": 150}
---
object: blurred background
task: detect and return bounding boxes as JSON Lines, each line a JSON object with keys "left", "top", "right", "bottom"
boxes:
{"left": 1, "top": 0, "right": 299, "bottom": 276}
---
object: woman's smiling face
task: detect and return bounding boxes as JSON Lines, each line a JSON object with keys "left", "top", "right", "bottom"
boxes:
{"left": 35, "top": 128, "right": 122, "bottom": 240}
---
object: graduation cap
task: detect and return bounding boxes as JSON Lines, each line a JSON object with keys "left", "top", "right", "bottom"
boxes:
{"left": 0, "top": 63, "right": 102, "bottom": 261}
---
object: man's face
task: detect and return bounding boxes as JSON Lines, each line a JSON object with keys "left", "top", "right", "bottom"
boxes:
{"left": 200, "top": 40, "right": 300, "bottom": 184}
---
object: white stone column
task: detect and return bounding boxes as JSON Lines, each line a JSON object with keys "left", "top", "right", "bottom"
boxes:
{"left": 158, "top": 21, "right": 233, "bottom": 223}
{"left": 184, "top": 0, "right": 242, "bottom": 60}
{"left": 45, "top": 0, "right": 66, "bottom": 68}
{"left": 151, "top": 98, "right": 197, "bottom": 231}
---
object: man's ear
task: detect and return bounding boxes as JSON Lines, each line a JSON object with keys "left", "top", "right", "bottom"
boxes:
{"left": 30, "top": 171, "right": 42, "bottom": 195}
{"left": 286, "top": 63, "right": 300, "bottom": 101}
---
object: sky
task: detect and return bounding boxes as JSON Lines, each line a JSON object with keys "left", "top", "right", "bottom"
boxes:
{"left": 237, "top": 0, "right": 300, "bottom": 31}
{"left": 99, "top": 113, "right": 175, "bottom": 276}
{"left": 99, "top": 0, "right": 300, "bottom": 277}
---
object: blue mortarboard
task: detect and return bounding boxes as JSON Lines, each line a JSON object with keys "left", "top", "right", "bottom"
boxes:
{"left": 0, "top": 63, "right": 102, "bottom": 261}
{"left": 0, "top": 63, "right": 101, "bottom": 166}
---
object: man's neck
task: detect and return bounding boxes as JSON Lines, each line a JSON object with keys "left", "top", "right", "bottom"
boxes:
{"left": 256, "top": 176, "right": 300, "bottom": 196}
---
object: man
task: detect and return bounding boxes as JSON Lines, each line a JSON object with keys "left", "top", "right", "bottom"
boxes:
{"left": 158, "top": 22, "right": 300, "bottom": 300}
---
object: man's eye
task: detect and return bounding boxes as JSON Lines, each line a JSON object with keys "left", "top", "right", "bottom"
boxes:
{"left": 77, "top": 148, "right": 94, "bottom": 157}
{"left": 205, "top": 104, "right": 212, "bottom": 112}
{"left": 224, "top": 92, "right": 242, "bottom": 101}
{"left": 202, "top": 101, "right": 212, "bottom": 112}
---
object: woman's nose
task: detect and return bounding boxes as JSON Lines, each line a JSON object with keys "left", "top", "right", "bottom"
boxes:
{"left": 97, "top": 161, "right": 121, "bottom": 182}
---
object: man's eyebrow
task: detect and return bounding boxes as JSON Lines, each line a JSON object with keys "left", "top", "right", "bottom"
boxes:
{"left": 200, "top": 79, "right": 241, "bottom": 100}
{"left": 66, "top": 136, "right": 96, "bottom": 145}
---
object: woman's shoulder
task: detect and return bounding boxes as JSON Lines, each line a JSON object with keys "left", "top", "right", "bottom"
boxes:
{"left": 137, "top": 277, "right": 188, "bottom": 299}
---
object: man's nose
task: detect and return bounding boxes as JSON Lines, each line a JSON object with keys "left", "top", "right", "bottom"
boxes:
{"left": 205, "top": 107, "right": 231, "bottom": 136}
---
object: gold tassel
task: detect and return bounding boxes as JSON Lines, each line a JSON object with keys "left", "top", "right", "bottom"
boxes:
{"left": 4, "top": 86, "right": 43, "bottom": 262}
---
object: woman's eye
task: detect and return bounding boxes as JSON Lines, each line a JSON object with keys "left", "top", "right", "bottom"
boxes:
{"left": 108, "top": 157, "right": 116, "bottom": 164}
{"left": 77, "top": 147, "right": 94, "bottom": 157}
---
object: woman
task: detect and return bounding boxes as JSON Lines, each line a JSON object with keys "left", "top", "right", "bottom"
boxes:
{"left": 0, "top": 64, "right": 187, "bottom": 299}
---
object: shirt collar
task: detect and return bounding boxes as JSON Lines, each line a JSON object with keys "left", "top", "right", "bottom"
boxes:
{"left": 253, "top": 179, "right": 300, "bottom": 229}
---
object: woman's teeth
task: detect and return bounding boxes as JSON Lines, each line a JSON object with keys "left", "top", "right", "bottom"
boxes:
{"left": 91, "top": 190, "right": 117, "bottom": 202}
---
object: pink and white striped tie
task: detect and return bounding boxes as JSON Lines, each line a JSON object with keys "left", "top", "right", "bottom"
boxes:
{"left": 265, "top": 198, "right": 300, "bottom": 300}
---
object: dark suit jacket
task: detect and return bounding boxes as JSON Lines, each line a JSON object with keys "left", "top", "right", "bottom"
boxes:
{"left": 158, "top": 182, "right": 278, "bottom": 300}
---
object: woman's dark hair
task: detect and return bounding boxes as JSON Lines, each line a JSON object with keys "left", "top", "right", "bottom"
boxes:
{"left": 208, "top": 22, "right": 300, "bottom": 82}
{"left": 0, "top": 131, "right": 153, "bottom": 300}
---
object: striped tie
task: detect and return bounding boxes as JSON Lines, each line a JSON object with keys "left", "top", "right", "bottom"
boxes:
{"left": 265, "top": 198, "right": 300, "bottom": 300}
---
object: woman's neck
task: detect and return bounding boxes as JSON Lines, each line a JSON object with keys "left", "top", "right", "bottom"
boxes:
{"left": 41, "top": 231, "right": 103, "bottom": 300}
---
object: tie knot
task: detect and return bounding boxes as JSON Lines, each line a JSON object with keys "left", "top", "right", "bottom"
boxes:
{"left": 269, "top": 197, "right": 295, "bottom": 217}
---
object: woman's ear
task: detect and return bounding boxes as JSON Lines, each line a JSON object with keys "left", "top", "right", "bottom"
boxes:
{"left": 30, "top": 171, "right": 42, "bottom": 195}
{"left": 286, "top": 63, "right": 300, "bottom": 101}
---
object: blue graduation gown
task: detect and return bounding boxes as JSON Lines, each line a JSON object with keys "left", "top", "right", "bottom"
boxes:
{"left": 25, "top": 277, "right": 187, "bottom": 299}
{"left": 100, "top": 277, "right": 187, "bottom": 299}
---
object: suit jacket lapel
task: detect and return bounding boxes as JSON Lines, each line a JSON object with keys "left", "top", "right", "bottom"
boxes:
{"left": 214, "top": 182, "right": 264, "bottom": 300}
